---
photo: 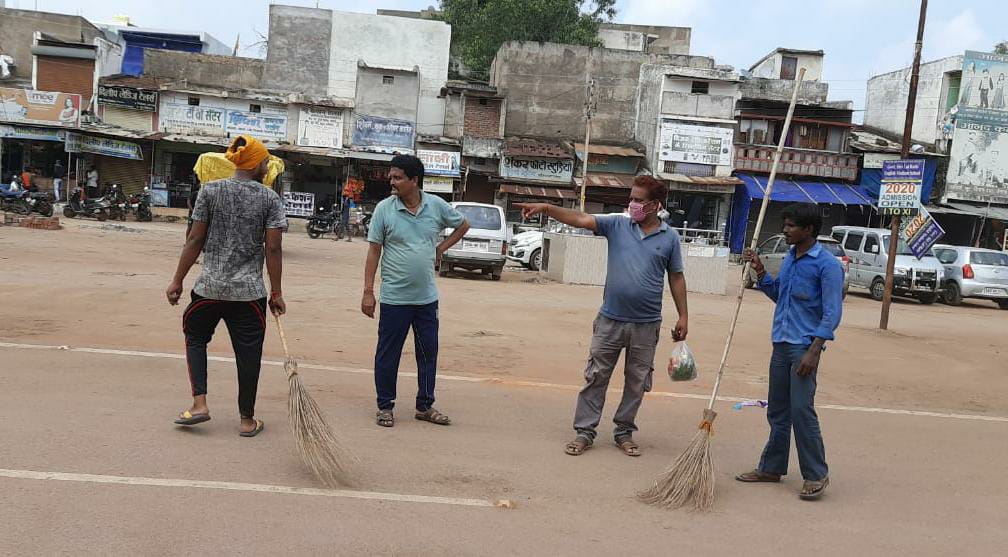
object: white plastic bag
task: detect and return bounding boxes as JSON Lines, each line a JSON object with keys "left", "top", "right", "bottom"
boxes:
{"left": 667, "top": 341, "right": 698, "bottom": 381}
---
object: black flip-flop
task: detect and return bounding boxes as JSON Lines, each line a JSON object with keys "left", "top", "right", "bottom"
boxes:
{"left": 239, "top": 419, "right": 264, "bottom": 437}
{"left": 175, "top": 411, "right": 211, "bottom": 426}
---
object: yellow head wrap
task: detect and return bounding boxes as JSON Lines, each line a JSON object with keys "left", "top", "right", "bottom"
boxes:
{"left": 225, "top": 135, "right": 270, "bottom": 170}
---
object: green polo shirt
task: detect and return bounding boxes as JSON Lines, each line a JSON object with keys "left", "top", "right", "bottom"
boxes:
{"left": 367, "top": 193, "right": 466, "bottom": 305}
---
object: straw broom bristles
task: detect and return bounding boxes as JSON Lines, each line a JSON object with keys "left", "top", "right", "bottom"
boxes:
{"left": 637, "top": 409, "right": 716, "bottom": 511}
{"left": 275, "top": 314, "right": 356, "bottom": 487}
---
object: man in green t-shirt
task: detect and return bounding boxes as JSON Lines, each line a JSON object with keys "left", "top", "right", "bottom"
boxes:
{"left": 362, "top": 154, "right": 470, "bottom": 428}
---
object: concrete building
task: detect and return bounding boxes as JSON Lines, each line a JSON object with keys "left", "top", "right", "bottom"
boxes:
{"left": 863, "top": 55, "right": 964, "bottom": 153}
{"left": 263, "top": 5, "right": 451, "bottom": 138}
{"left": 749, "top": 48, "right": 825, "bottom": 81}
{"left": 597, "top": 23, "right": 691, "bottom": 55}
{"left": 440, "top": 80, "right": 505, "bottom": 204}
{"left": 97, "top": 23, "right": 231, "bottom": 76}
{"left": 635, "top": 63, "right": 741, "bottom": 238}
{"left": 730, "top": 49, "right": 872, "bottom": 253}
{"left": 491, "top": 41, "right": 713, "bottom": 143}
{"left": 0, "top": 7, "right": 105, "bottom": 87}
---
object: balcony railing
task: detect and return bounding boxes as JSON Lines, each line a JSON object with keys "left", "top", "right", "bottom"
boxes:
{"left": 734, "top": 145, "right": 859, "bottom": 181}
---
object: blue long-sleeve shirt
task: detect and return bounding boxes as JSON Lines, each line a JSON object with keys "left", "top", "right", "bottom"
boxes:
{"left": 757, "top": 241, "right": 844, "bottom": 345}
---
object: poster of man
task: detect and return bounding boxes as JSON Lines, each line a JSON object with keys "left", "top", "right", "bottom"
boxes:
{"left": 947, "top": 51, "right": 1008, "bottom": 204}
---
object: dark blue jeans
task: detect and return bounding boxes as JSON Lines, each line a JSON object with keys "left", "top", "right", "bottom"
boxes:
{"left": 758, "top": 343, "right": 829, "bottom": 481}
{"left": 374, "top": 302, "right": 439, "bottom": 412}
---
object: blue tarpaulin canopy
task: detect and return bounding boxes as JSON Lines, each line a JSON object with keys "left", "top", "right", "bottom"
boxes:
{"left": 729, "top": 174, "right": 875, "bottom": 253}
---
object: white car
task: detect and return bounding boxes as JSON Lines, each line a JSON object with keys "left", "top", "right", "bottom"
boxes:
{"left": 507, "top": 229, "right": 545, "bottom": 270}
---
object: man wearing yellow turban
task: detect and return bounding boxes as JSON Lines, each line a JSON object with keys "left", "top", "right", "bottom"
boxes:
{"left": 165, "top": 135, "right": 287, "bottom": 438}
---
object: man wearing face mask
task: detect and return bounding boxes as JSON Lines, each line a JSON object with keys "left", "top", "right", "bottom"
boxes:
{"left": 516, "top": 176, "right": 688, "bottom": 458}
{"left": 165, "top": 135, "right": 287, "bottom": 438}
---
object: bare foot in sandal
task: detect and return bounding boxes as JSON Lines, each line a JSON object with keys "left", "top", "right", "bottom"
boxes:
{"left": 376, "top": 410, "right": 394, "bottom": 427}
{"left": 800, "top": 477, "right": 829, "bottom": 500}
{"left": 615, "top": 435, "right": 641, "bottom": 457}
{"left": 415, "top": 408, "right": 451, "bottom": 425}
{"left": 735, "top": 469, "right": 782, "bottom": 482}
{"left": 564, "top": 435, "right": 592, "bottom": 456}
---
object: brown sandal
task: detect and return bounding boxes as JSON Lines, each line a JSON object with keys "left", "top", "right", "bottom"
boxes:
{"left": 615, "top": 435, "right": 641, "bottom": 457}
{"left": 415, "top": 408, "right": 451, "bottom": 425}
{"left": 735, "top": 469, "right": 782, "bottom": 482}
{"left": 564, "top": 436, "right": 592, "bottom": 456}
{"left": 376, "top": 410, "right": 394, "bottom": 427}
{"left": 800, "top": 477, "right": 829, "bottom": 500}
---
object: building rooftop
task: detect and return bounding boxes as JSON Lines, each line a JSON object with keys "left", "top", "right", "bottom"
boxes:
{"left": 749, "top": 47, "right": 825, "bottom": 72}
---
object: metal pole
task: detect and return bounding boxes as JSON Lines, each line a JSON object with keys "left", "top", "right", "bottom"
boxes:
{"left": 880, "top": 0, "right": 927, "bottom": 331}
{"left": 579, "top": 77, "right": 594, "bottom": 212}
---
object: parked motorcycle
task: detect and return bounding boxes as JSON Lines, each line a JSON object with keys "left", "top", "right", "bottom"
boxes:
{"left": 63, "top": 187, "right": 112, "bottom": 221}
{"left": 27, "top": 191, "right": 54, "bottom": 217}
{"left": 307, "top": 205, "right": 339, "bottom": 239}
{"left": 128, "top": 187, "right": 153, "bottom": 222}
{"left": 106, "top": 184, "right": 128, "bottom": 221}
{"left": 1, "top": 189, "right": 31, "bottom": 215}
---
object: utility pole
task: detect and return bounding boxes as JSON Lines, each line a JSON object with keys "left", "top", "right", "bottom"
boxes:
{"left": 579, "top": 76, "right": 595, "bottom": 212}
{"left": 880, "top": 0, "right": 928, "bottom": 330}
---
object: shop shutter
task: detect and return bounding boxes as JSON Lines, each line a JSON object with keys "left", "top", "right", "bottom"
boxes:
{"left": 103, "top": 107, "right": 153, "bottom": 132}
{"left": 95, "top": 144, "right": 152, "bottom": 196}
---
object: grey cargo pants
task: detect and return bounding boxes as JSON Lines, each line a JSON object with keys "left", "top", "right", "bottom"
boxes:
{"left": 573, "top": 314, "right": 661, "bottom": 441}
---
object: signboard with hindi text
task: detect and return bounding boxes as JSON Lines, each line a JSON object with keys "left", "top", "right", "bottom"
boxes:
{"left": 500, "top": 156, "right": 574, "bottom": 184}
{"left": 98, "top": 85, "right": 158, "bottom": 112}
{"left": 351, "top": 115, "right": 414, "bottom": 152}
{"left": 296, "top": 106, "right": 344, "bottom": 149}
{"left": 417, "top": 150, "right": 461, "bottom": 177}
{"left": 423, "top": 177, "right": 455, "bottom": 194}
{"left": 65, "top": 132, "right": 143, "bottom": 160}
{"left": 658, "top": 120, "right": 733, "bottom": 166}
{"left": 879, "top": 160, "right": 924, "bottom": 217}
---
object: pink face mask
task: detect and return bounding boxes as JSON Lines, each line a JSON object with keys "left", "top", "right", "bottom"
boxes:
{"left": 628, "top": 201, "right": 650, "bottom": 223}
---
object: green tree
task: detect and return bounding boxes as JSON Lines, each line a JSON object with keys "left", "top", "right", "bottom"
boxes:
{"left": 440, "top": 0, "right": 617, "bottom": 80}
{"left": 995, "top": 41, "right": 1008, "bottom": 55}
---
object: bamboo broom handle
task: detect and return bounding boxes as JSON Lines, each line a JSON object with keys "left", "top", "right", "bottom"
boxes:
{"left": 706, "top": 68, "right": 806, "bottom": 411}
{"left": 272, "top": 312, "right": 297, "bottom": 376}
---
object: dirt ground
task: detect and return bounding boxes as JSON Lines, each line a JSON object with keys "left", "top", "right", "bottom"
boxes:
{"left": 1, "top": 219, "right": 1005, "bottom": 556}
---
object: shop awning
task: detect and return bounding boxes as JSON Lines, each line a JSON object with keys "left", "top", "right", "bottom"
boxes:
{"left": 737, "top": 174, "right": 872, "bottom": 206}
{"left": 573, "top": 173, "right": 637, "bottom": 189}
{"left": 500, "top": 184, "right": 577, "bottom": 200}
{"left": 941, "top": 201, "right": 1008, "bottom": 221}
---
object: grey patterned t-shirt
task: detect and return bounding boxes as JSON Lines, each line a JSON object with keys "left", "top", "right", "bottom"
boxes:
{"left": 191, "top": 178, "right": 287, "bottom": 301}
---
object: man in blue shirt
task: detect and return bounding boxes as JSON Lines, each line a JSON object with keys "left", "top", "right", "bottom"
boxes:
{"left": 737, "top": 203, "right": 844, "bottom": 500}
{"left": 362, "top": 155, "right": 470, "bottom": 428}
{"left": 517, "top": 176, "right": 688, "bottom": 458}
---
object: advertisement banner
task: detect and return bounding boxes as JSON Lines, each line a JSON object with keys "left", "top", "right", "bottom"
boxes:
{"left": 226, "top": 110, "right": 288, "bottom": 142}
{"left": 0, "top": 87, "right": 81, "bottom": 127}
{"left": 0, "top": 124, "right": 66, "bottom": 142}
{"left": 282, "top": 191, "right": 315, "bottom": 218}
{"left": 159, "top": 104, "right": 227, "bottom": 136}
{"left": 863, "top": 153, "right": 900, "bottom": 169}
{"left": 947, "top": 50, "right": 1008, "bottom": 203}
{"left": 658, "top": 121, "right": 733, "bottom": 166}
{"left": 296, "top": 106, "right": 344, "bottom": 149}
{"left": 879, "top": 160, "right": 924, "bottom": 216}
{"left": 423, "top": 177, "right": 455, "bottom": 193}
{"left": 417, "top": 150, "right": 461, "bottom": 177}
{"left": 97, "top": 85, "right": 158, "bottom": 112}
{"left": 351, "top": 115, "right": 414, "bottom": 152}
{"left": 900, "top": 205, "right": 945, "bottom": 260}
{"left": 500, "top": 156, "right": 574, "bottom": 184}
{"left": 65, "top": 132, "right": 144, "bottom": 160}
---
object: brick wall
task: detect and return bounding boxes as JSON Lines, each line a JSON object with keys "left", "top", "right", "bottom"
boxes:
{"left": 37, "top": 56, "right": 94, "bottom": 101}
{"left": 463, "top": 98, "right": 502, "bottom": 138}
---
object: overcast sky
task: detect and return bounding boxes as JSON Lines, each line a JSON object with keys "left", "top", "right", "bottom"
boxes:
{"left": 10, "top": 0, "right": 1005, "bottom": 119}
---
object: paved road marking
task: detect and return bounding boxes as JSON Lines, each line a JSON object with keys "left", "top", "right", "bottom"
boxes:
{"left": 3, "top": 341, "right": 1007, "bottom": 424}
{"left": 0, "top": 468, "right": 497, "bottom": 508}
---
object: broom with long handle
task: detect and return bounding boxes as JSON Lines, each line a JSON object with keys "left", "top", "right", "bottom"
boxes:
{"left": 638, "top": 68, "right": 807, "bottom": 511}
{"left": 273, "top": 312, "right": 356, "bottom": 487}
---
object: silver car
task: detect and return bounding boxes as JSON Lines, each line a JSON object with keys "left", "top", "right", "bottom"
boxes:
{"left": 933, "top": 244, "right": 1008, "bottom": 310}
{"left": 754, "top": 234, "right": 850, "bottom": 298}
